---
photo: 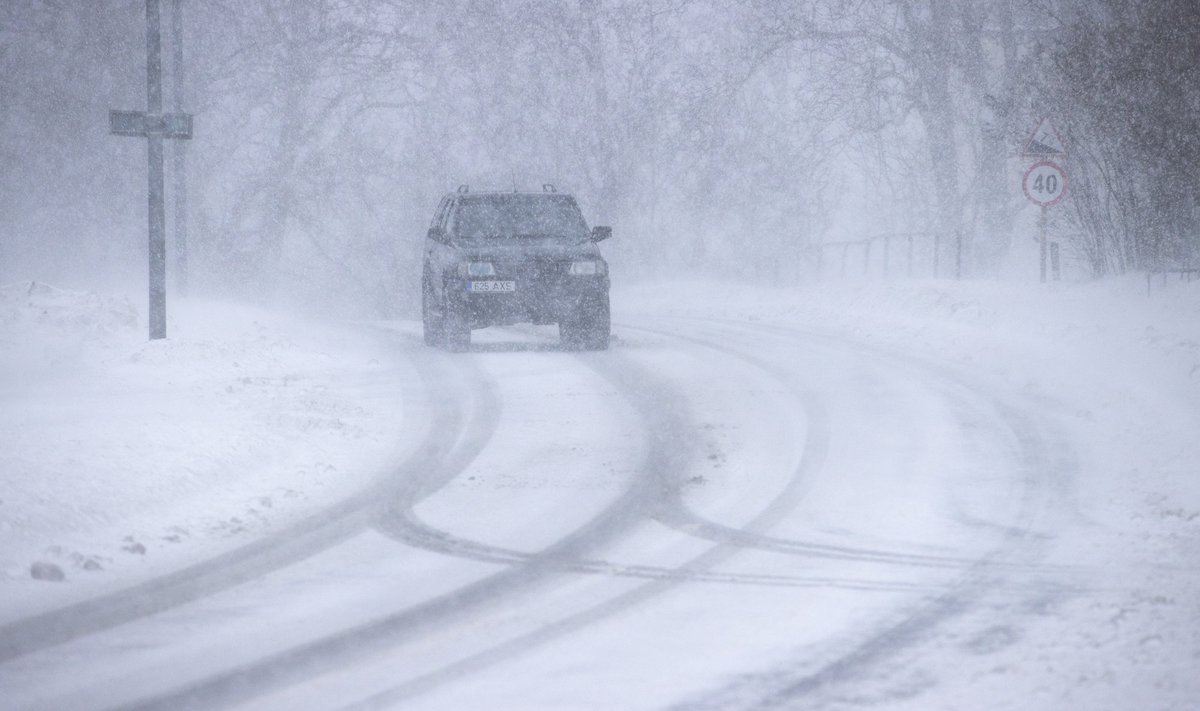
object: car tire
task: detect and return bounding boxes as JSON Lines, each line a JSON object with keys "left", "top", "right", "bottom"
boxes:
{"left": 441, "top": 295, "right": 471, "bottom": 352}
{"left": 560, "top": 294, "right": 610, "bottom": 351}
{"left": 421, "top": 272, "right": 443, "bottom": 347}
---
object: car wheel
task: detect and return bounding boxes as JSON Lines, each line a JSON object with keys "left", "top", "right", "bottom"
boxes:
{"left": 441, "top": 295, "right": 471, "bottom": 352}
{"left": 560, "top": 294, "right": 610, "bottom": 351}
{"left": 421, "top": 273, "right": 443, "bottom": 347}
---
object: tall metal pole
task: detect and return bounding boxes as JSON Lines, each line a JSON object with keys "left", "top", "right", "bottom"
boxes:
{"left": 146, "top": 0, "right": 167, "bottom": 339}
{"left": 171, "top": 0, "right": 188, "bottom": 296}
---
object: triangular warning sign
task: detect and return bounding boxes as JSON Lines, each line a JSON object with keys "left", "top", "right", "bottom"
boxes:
{"left": 1022, "top": 117, "right": 1067, "bottom": 158}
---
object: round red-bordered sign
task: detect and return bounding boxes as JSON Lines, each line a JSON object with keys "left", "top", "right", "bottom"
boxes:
{"left": 1022, "top": 161, "right": 1068, "bottom": 207}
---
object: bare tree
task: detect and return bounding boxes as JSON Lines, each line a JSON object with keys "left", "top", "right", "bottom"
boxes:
{"left": 1032, "top": 0, "right": 1200, "bottom": 275}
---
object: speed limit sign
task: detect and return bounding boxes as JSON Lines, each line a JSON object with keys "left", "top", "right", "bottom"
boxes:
{"left": 1022, "top": 161, "right": 1068, "bottom": 207}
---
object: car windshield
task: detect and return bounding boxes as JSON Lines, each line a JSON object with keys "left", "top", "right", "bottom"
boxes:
{"left": 452, "top": 194, "right": 588, "bottom": 240}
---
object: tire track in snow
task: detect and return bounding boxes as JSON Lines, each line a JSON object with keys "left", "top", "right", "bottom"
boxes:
{"left": 331, "top": 328, "right": 838, "bottom": 710}
{"left": 90, "top": 317, "right": 1068, "bottom": 711}
{"left": 125, "top": 326, "right": 821, "bottom": 710}
{"left": 0, "top": 330, "right": 493, "bottom": 664}
{"left": 373, "top": 327, "right": 960, "bottom": 591}
{"left": 354, "top": 318, "right": 1074, "bottom": 711}
{"left": 378, "top": 507, "right": 951, "bottom": 592}
{"left": 654, "top": 317, "right": 1079, "bottom": 711}
{"left": 382, "top": 324, "right": 1076, "bottom": 582}
{"left": 114, "top": 344, "right": 700, "bottom": 711}
{"left": 628, "top": 320, "right": 1084, "bottom": 577}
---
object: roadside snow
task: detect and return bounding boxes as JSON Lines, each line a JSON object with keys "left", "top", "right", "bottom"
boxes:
{"left": 0, "top": 282, "right": 408, "bottom": 619}
{"left": 622, "top": 275, "right": 1200, "bottom": 710}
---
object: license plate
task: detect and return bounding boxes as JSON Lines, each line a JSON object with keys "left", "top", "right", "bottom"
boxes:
{"left": 467, "top": 280, "right": 516, "bottom": 293}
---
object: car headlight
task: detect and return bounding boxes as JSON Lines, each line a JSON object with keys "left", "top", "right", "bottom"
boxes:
{"left": 460, "top": 261, "right": 496, "bottom": 277}
{"left": 569, "top": 260, "right": 606, "bottom": 276}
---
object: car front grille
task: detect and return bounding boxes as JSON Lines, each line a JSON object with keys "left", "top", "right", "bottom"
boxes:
{"left": 493, "top": 258, "right": 568, "bottom": 286}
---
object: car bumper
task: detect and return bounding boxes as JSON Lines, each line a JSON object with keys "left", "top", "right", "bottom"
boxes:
{"left": 450, "top": 276, "right": 609, "bottom": 327}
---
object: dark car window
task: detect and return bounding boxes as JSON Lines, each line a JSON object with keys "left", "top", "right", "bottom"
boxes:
{"left": 451, "top": 194, "right": 588, "bottom": 240}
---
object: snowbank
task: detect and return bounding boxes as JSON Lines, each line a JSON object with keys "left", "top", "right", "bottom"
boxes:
{"left": 0, "top": 282, "right": 408, "bottom": 618}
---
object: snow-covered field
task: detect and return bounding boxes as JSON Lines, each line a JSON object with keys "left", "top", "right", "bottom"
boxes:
{"left": 1, "top": 275, "right": 1198, "bottom": 709}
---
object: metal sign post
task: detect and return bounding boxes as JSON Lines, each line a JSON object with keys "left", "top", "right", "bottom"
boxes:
{"left": 109, "top": 0, "right": 192, "bottom": 340}
{"left": 1039, "top": 205, "right": 1047, "bottom": 283}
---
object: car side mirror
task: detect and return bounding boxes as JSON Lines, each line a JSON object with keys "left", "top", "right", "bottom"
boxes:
{"left": 591, "top": 226, "right": 612, "bottom": 242}
{"left": 427, "top": 226, "right": 448, "bottom": 243}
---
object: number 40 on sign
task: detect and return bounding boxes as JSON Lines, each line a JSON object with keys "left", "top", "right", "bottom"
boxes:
{"left": 1022, "top": 161, "right": 1068, "bottom": 207}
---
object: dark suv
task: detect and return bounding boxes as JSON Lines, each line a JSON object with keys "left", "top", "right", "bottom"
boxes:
{"left": 421, "top": 185, "right": 612, "bottom": 351}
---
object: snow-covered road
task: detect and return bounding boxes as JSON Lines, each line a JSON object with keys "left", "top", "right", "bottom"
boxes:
{"left": 2, "top": 279, "right": 1198, "bottom": 710}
